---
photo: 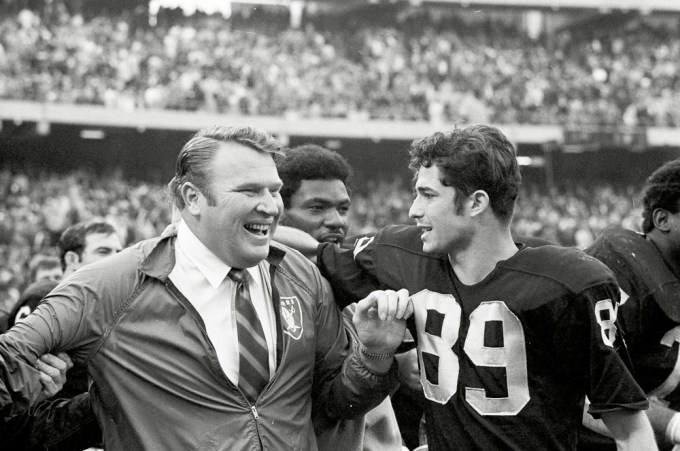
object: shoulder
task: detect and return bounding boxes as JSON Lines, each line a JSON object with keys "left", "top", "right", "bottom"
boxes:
{"left": 510, "top": 245, "right": 616, "bottom": 293}
{"left": 60, "top": 236, "right": 163, "bottom": 297}
{"left": 271, "top": 241, "right": 329, "bottom": 296}
{"left": 585, "top": 227, "right": 665, "bottom": 286}
{"left": 370, "top": 224, "right": 444, "bottom": 260}
{"left": 586, "top": 227, "right": 648, "bottom": 259}
{"left": 513, "top": 234, "right": 556, "bottom": 248}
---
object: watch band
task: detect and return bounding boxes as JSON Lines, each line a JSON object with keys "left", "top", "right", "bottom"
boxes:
{"left": 360, "top": 345, "right": 395, "bottom": 361}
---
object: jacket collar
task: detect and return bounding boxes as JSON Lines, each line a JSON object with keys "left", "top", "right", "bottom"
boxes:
{"left": 138, "top": 222, "right": 286, "bottom": 281}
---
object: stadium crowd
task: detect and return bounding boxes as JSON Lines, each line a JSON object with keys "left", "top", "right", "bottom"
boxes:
{"left": 1, "top": 5, "right": 680, "bottom": 126}
{"left": 0, "top": 167, "right": 642, "bottom": 329}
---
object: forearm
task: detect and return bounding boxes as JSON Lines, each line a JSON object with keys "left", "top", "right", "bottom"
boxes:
{"left": 647, "top": 399, "right": 680, "bottom": 447}
{"left": 602, "top": 409, "right": 658, "bottom": 451}
{"left": 273, "top": 226, "right": 320, "bottom": 261}
{"left": 582, "top": 404, "right": 613, "bottom": 438}
{"left": 0, "top": 348, "right": 45, "bottom": 415}
{"left": 319, "top": 348, "right": 399, "bottom": 421}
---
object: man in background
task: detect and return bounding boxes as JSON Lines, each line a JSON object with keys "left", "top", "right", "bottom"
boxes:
{"left": 27, "top": 254, "right": 62, "bottom": 285}
{"left": 276, "top": 144, "right": 409, "bottom": 450}
{"left": 586, "top": 159, "right": 680, "bottom": 450}
{"left": 10, "top": 220, "right": 123, "bottom": 328}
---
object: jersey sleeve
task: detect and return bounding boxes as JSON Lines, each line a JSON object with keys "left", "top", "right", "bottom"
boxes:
{"left": 317, "top": 234, "right": 385, "bottom": 310}
{"left": 553, "top": 281, "right": 648, "bottom": 417}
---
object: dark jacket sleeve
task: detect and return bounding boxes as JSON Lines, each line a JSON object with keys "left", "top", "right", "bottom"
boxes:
{"left": 0, "top": 262, "right": 110, "bottom": 416}
{"left": 317, "top": 239, "right": 384, "bottom": 309}
{"left": 4, "top": 392, "right": 102, "bottom": 451}
{"left": 310, "top": 271, "right": 398, "bottom": 422}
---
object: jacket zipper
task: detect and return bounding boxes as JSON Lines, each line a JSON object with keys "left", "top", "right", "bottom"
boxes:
{"left": 165, "top": 282, "right": 266, "bottom": 448}
{"left": 250, "top": 405, "right": 264, "bottom": 449}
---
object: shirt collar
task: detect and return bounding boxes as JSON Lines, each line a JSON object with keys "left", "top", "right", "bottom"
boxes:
{"left": 176, "top": 220, "right": 260, "bottom": 289}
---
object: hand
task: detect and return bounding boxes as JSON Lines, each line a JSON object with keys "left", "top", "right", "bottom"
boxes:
{"left": 36, "top": 352, "right": 74, "bottom": 398}
{"left": 396, "top": 348, "right": 421, "bottom": 391}
{"left": 353, "top": 289, "right": 413, "bottom": 355}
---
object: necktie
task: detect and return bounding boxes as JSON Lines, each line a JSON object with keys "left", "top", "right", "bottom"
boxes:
{"left": 228, "top": 268, "right": 269, "bottom": 403}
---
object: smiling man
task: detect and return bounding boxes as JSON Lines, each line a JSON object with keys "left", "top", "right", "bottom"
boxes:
{"left": 316, "top": 125, "right": 657, "bottom": 450}
{"left": 276, "top": 144, "right": 352, "bottom": 246}
{"left": 0, "top": 126, "right": 410, "bottom": 450}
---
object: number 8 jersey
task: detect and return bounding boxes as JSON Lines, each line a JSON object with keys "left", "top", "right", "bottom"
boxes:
{"left": 587, "top": 228, "right": 680, "bottom": 409}
{"left": 318, "top": 225, "right": 648, "bottom": 451}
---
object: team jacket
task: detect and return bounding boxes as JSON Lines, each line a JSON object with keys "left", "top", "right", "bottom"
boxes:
{"left": 318, "top": 224, "right": 648, "bottom": 451}
{"left": 0, "top": 227, "right": 398, "bottom": 450}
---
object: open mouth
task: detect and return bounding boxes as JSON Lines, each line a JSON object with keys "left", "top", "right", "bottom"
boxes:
{"left": 417, "top": 225, "right": 432, "bottom": 238}
{"left": 320, "top": 233, "right": 344, "bottom": 244}
{"left": 245, "top": 223, "right": 270, "bottom": 236}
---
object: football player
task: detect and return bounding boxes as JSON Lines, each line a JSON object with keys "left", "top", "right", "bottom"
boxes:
{"left": 586, "top": 159, "right": 680, "bottom": 450}
{"left": 314, "top": 125, "right": 656, "bottom": 450}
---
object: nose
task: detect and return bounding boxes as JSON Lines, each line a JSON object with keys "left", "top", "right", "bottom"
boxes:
{"left": 257, "top": 191, "right": 280, "bottom": 216}
{"left": 324, "top": 209, "right": 346, "bottom": 229}
{"left": 409, "top": 197, "right": 422, "bottom": 220}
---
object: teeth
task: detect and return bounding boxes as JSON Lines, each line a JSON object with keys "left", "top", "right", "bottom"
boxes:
{"left": 245, "top": 224, "right": 270, "bottom": 234}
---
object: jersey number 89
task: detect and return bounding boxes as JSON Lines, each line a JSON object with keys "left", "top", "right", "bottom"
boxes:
{"left": 412, "top": 290, "right": 530, "bottom": 416}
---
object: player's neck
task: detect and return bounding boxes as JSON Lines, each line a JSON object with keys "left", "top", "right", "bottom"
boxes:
{"left": 447, "top": 228, "right": 517, "bottom": 285}
{"left": 648, "top": 232, "right": 680, "bottom": 278}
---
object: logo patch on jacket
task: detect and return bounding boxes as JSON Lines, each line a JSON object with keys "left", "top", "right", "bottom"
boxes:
{"left": 281, "top": 296, "right": 303, "bottom": 340}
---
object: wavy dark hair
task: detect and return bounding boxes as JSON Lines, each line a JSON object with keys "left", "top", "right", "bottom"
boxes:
{"left": 274, "top": 144, "right": 353, "bottom": 208}
{"left": 408, "top": 125, "right": 521, "bottom": 223}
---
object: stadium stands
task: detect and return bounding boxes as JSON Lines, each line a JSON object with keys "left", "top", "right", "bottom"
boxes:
{"left": 1, "top": 5, "right": 679, "bottom": 127}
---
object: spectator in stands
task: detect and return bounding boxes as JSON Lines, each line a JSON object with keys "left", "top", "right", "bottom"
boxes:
{"left": 275, "top": 144, "right": 406, "bottom": 450}
{"left": 0, "top": 125, "right": 410, "bottom": 449}
{"left": 2, "top": 6, "right": 680, "bottom": 126}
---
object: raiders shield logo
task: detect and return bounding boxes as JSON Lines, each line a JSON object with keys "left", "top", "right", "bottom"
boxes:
{"left": 280, "top": 296, "right": 303, "bottom": 340}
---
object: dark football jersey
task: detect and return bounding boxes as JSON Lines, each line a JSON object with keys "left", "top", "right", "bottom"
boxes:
{"left": 318, "top": 225, "right": 648, "bottom": 451}
{"left": 7, "top": 279, "right": 58, "bottom": 330}
{"left": 587, "top": 227, "right": 680, "bottom": 409}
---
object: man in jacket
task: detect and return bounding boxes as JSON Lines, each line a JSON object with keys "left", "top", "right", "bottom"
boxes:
{"left": 0, "top": 125, "right": 409, "bottom": 450}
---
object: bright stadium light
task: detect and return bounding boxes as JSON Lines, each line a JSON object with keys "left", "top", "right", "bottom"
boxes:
{"left": 517, "top": 156, "right": 545, "bottom": 167}
{"left": 80, "top": 129, "right": 106, "bottom": 140}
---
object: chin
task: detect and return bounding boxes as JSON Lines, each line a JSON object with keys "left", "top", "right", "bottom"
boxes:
{"left": 235, "top": 246, "right": 271, "bottom": 268}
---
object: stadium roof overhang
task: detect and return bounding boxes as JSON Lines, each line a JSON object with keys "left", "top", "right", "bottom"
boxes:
{"left": 421, "top": 0, "right": 680, "bottom": 13}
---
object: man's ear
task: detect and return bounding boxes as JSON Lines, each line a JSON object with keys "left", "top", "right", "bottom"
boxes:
{"left": 64, "top": 251, "right": 81, "bottom": 270}
{"left": 180, "top": 182, "right": 203, "bottom": 216}
{"left": 653, "top": 208, "right": 672, "bottom": 232}
{"left": 469, "top": 190, "right": 490, "bottom": 218}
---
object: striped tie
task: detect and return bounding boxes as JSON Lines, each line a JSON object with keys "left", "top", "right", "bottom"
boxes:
{"left": 229, "top": 268, "right": 269, "bottom": 403}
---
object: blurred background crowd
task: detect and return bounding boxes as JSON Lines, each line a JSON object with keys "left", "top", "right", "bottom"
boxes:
{"left": 1, "top": 4, "right": 680, "bottom": 126}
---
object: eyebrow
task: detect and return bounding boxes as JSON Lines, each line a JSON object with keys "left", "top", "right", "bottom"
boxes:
{"left": 415, "top": 186, "right": 437, "bottom": 194}
{"left": 237, "top": 181, "right": 283, "bottom": 190}
{"left": 95, "top": 245, "right": 121, "bottom": 252}
{"left": 302, "top": 197, "right": 351, "bottom": 205}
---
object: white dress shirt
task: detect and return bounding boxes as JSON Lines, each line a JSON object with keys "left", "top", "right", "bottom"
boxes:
{"left": 169, "top": 220, "right": 277, "bottom": 386}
